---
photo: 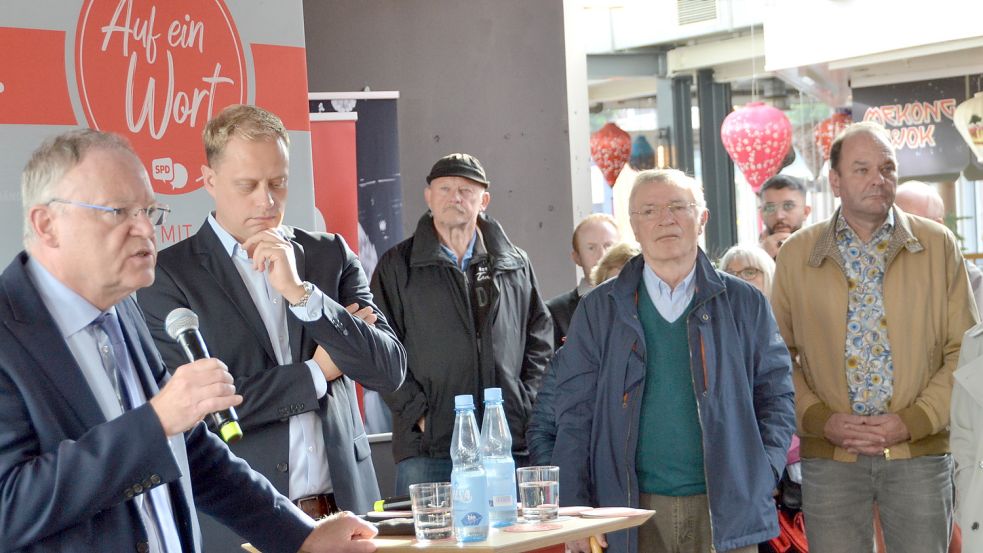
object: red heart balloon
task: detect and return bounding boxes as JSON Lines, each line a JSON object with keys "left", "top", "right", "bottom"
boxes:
{"left": 720, "top": 102, "right": 793, "bottom": 192}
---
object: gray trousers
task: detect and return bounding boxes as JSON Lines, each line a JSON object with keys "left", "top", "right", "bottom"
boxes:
{"left": 801, "top": 455, "right": 953, "bottom": 553}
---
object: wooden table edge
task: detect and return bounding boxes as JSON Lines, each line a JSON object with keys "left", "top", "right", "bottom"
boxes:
{"left": 243, "top": 511, "right": 655, "bottom": 553}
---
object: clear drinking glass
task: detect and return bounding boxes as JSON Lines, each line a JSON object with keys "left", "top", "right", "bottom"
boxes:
{"left": 517, "top": 466, "right": 560, "bottom": 522}
{"left": 409, "top": 482, "right": 453, "bottom": 540}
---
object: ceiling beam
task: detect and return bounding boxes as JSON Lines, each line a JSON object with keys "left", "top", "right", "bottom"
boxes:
{"left": 587, "top": 52, "right": 667, "bottom": 80}
{"left": 846, "top": 46, "right": 983, "bottom": 88}
{"left": 587, "top": 77, "right": 661, "bottom": 104}
{"left": 828, "top": 36, "right": 983, "bottom": 71}
{"left": 667, "top": 34, "right": 765, "bottom": 76}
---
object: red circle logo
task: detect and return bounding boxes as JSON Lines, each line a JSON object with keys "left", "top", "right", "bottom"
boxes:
{"left": 76, "top": 0, "right": 246, "bottom": 194}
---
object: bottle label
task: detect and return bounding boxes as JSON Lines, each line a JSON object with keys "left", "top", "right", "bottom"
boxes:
{"left": 483, "top": 457, "right": 517, "bottom": 509}
{"left": 452, "top": 472, "right": 488, "bottom": 533}
{"left": 460, "top": 511, "right": 484, "bottom": 526}
{"left": 490, "top": 494, "right": 514, "bottom": 507}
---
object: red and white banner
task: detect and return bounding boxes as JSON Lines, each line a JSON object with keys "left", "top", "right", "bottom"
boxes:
{"left": 309, "top": 113, "right": 359, "bottom": 250}
{"left": 0, "top": 0, "right": 314, "bottom": 256}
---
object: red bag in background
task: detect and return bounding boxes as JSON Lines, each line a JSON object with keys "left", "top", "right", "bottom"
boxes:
{"left": 766, "top": 507, "right": 808, "bottom": 553}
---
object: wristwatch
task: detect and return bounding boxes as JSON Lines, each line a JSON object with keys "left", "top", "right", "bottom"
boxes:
{"left": 289, "top": 281, "right": 314, "bottom": 308}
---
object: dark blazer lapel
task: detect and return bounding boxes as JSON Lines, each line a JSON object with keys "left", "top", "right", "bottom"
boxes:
{"left": 1, "top": 253, "right": 105, "bottom": 430}
{"left": 192, "top": 222, "right": 277, "bottom": 363}
{"left": 287, "top": 230, "right": 306, "bottom": 362}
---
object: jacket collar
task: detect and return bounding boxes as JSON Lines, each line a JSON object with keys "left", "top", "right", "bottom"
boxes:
{"left": 409, "top": 212, "right": 525, "bottom": 271}
{"left": 808, "top": 206, "right": 924, "bottom": 269}
{"left": 609, "top": 248, "right": 726, "bottom": 311}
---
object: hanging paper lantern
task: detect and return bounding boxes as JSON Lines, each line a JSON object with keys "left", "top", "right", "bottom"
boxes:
{"left": 590, "top": 122, "right": 632, "bottom": 187}
{"left": 954, "top": 92, "right": 983, "bottom": 164}
{"left": 720, "top": 102, "right": 793, "bottom": 192}
{"left": 779, "top": 142, "right": 796, "bottom": 171}
{"left": 793, "top": 123, "right": 824, "bottom": 180}
{"left": 814, "top": 110, "right": 852, "bottom": 161}
{"left": 630, "top": 135, "right": 656, "bottom": 171}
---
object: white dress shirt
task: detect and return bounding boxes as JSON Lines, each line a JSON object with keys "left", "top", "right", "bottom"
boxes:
{"left": 207, "top": 216, "right": 333, "bottom": 500}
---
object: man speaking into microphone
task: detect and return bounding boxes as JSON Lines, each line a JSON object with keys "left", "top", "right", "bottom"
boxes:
{"left": 0, "top": 128, "right": 378, "bottom": 552}
{"left": 138, "top": 104, "right": 406, "bottom": 553}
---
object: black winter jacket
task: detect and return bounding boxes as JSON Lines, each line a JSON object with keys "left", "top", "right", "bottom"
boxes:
{"left": 371, "top": 212, "right": 553, "bottom": 463}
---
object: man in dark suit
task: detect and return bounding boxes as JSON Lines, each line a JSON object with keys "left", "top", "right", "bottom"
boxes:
{"left": 138, "top": 105, "right": 405, "bottom": 553}
{"left": 0, "top": 128, "right": 377, "bottom": 552}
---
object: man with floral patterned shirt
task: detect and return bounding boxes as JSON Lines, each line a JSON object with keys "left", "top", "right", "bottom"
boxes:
{"left": 771, "top": 122, "right": 978, "bottom": 553}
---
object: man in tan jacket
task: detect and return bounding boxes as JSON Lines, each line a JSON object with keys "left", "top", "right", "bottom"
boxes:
{"left": 771, "top": 122, "right": 978, "bottom": 553}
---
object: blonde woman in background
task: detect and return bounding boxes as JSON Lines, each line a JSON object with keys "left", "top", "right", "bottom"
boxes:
{"left": 590, "top": 242, "right": 641, "bottom": 286}
{"left": 720, "top": 244, "right": 776, "bottom": 298}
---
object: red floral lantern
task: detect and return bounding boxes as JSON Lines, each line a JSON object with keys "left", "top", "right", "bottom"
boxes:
{"left": 590, "top": 123, "right": 632, "bottom": 187}
{"left": 720, "top": 102, "right": 792, "bottom": 192}
{"left": 814, "top": 110, "right": 852, "bottom": 161}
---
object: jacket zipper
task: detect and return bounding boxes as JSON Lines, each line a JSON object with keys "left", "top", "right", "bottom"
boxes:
{"left": 623, "top": 335, "right": 645, "bottom": 552}
{"left": 688, "top": 317, "right": 714, "bottom": 548}
{"left": 461, "top": 268, "right": 482, "bottom": 376}
{"left": 624, "top": 388, "right": 635, "bottom": 553}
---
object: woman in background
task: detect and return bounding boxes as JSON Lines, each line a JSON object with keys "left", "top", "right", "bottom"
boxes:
{"left": 590, "top": 242, "right": 641, "bottom": 286}
{"left": 720, "top": 244, "right": 775, "bottom": 298}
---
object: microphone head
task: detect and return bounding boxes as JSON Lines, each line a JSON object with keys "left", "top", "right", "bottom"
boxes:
{"left": 165, "top": 308, "right": 199, "bottom": 340}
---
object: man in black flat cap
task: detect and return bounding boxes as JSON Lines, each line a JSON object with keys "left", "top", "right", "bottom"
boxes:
{"left": 370, "top": 153, "right": 553, "bottom": 493}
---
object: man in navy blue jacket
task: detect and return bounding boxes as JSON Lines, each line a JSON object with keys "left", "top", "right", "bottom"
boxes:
{"left": 552, "top": 169, "right": 795, "bottom": 553}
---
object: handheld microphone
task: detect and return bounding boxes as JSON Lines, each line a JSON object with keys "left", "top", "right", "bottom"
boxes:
{"left": 165, "top": 307, "right": 243, "bottom": 443}
{"left": 373, "top": 495, "right": 412, "bottom": 512}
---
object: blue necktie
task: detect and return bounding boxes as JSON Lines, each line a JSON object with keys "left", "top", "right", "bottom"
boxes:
{"left": 91, "top": 312, "right": 173, "bottom": 553}
{"left": 92, "top": 312, "right": 131, "bottom": 410}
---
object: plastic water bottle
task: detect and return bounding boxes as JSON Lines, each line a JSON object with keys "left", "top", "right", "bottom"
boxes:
{"left": 480, "top": 387, "right": 518, "bottom": 527}
{"left": 451, "top": 394, "right": 489, "bottom": 542}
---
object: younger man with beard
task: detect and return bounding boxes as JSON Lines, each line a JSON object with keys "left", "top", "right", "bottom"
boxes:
{"left": 759, "top": 175, "right": 811, "bottom": 259}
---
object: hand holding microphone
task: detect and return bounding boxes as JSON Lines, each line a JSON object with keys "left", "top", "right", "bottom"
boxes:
{"left": 149, "top": 308, "right": 244, "bottom": 443}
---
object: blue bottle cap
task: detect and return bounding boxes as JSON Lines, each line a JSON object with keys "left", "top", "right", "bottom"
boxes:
{"left": 455, "top": 394, "right": 474, "bottom": 409}
{"left": 484, "top": 387, "right": 503, "bottom": 402}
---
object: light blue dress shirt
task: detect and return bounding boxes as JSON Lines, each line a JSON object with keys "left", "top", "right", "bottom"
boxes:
{"left": 641, "top": 262, "right": 697, "bottom": 323}
{"left": 439, "top": 230, "right": 478, "bottom": 270}
{"left": 207, "top": 216, "right": 333, "bottom": 500}
{"left": 26, "top": 258, "right": 183, "bottom": 553}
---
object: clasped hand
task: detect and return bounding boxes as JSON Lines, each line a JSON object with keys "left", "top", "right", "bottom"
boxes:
{"left": 823, "top": 412, "right": 911, "bottom": 456}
